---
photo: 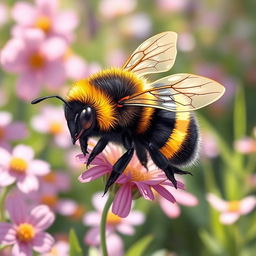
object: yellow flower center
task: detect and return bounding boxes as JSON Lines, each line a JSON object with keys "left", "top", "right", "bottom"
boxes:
{"left": 228, "top": 201, "right": 241, "bottom": 212}
{"left": 0, "top": 127, "right": 5, "bottom": 139}
{"left": 29, "top": 52, "right": 45, "bottom": 69}
{"left": 16, "top": 223, "right": 35, "bottom": 242}
{"left": 35, "top": 16, "right": 52, "bottom": 33}
{"left": 40, "top": 195, "right": 58, "bottom": 207}
{"left": 49, "top": 247, "right": 59, "bottom": 256}
{"left": 107, "top": 212, "right": 121, "bottom": 225}
{"left": 42, "top": 172, "right": 57, "bottom": 183}
{"left": 49, "top": 122, "right": 63, "bottom": 135}
{"left": 123, "top": 167, "right": 152, "bottom": 182}
{"left": 10, "top": 157, "right": 27, "bottom": 173}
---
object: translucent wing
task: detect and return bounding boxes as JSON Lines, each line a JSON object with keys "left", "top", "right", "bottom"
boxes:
{"left": 121, "top": 73, "right": 225, "bottom": 112}
{"left": 122, "top": 31, "right": 177, "bottom": 76}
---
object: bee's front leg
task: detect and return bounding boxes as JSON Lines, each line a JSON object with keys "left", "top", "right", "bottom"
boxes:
{"left": 79, "top": 136, "right": 88, "bottom": 156}
{"left": 86, "top": 137, "right": 109, "bottom": 167}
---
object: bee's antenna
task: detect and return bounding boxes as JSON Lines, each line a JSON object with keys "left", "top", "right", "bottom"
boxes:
{"left": 31, "top": 95, "right": 72, "bottom": 110}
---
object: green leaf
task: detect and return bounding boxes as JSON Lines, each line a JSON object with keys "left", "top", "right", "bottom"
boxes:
{"left": 199, "top": 230, "right": 223, "bottom": 255}
{"left": 126, "top": 235, "right": 153, "bottom": 256}
{"left": 69, "top": 229, "right": 83, "bottom": 256}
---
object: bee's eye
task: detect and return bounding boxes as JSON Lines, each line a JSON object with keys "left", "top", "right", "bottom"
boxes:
{"left": 79, "top": 107, "right": 93, "bottom": 129}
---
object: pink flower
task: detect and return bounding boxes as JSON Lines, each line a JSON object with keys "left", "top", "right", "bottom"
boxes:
{"left": 0, "top": 144, "right": 50, "bottom": 193}
{"left": 11, "top": 0, "right": 78, "bottom": 42}
{"left": 0, "top": 29, "right": 67, "bottom": 101}
{"left": 200, "top": 132, "right": 219, "bottom": 158}
{"left": 99, "top": 0, "right": 136, "bottom": 19}
{"left": 156, "top": 0, "right": 189, "bottom": 12}
{"left": 41, "top": 240, "right": 69, "bottom": 256}
{"left": 0, "top": 111, "right": 28, "bottom": 150}
{"left": 207, "top": 193, "right": 256, "bottom": 224}
{"left": 66, "top": 147, "right": 85, "bottom": 172}
{"left": 158, "top": 181, "right": 198, "bottom": 218}
{"left": 78, "top": 143, "right": 185, "bottom": 217}
{"left": 31, "top": 105, "right": 71, "bottom": 148}
{"left": 0, "top": 194, "right": 55, "bottom": 255}
{"left": 234, "top": 137, "right": 256, "bottom": 154}
{"left": 83, "top": 192, "right": 144, "bottom": 255}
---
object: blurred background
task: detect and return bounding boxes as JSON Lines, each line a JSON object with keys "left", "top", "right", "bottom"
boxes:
{"left": 0, "top": 0, "right": 256, "bottom": 255}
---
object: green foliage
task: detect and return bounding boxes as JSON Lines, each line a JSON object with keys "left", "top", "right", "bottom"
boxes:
{"left": 69, "top": 229, "right": 83, "bottom": 256}
{"left": 126, "top": 235, "right": 153, "bottom": 256}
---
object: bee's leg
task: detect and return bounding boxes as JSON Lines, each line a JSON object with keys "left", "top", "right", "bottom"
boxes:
{"left": 104, "top": 133, "right": 134, "bottom": 195}
{"left": 79, "top": 136, "right": 88, "bottom": 155}
{"left": 148, "top": 143, "right": 177, "bottom": 188}
{"left": 171, "top": 166, "right": 192, "bottom": 176}
{"left": 135, "top": 142, "right": 148, "bottom": 170}
{"left": 86, "top": 137, "right": 109, "bottom": 167}
{"left": 104, "top": 146, "right": 134, "bottom": 195}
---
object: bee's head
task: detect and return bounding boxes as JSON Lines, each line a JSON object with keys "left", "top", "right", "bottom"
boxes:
{"left": 31, "top": 95, "right": 96, "bottom": 144}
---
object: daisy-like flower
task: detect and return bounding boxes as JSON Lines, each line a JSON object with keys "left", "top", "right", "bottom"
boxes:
{"left": 207, "top": 193, "right": 256, "bottom": 224}
{"left": 0, "top": 111, "right": 27, "bottom": 150}
{"left": 11, "top": 0, "right": 78, "bottom": 42}
{"left": 0, "top": 194, "right": 55, "bottom": 255}
{"left": 78, "top": 143, "right": 184, "bottom": 217}
{"left": 234, "top": 137, "right": 256, "bottom": 154}
{"left": 31, "top": 105, "right": 71, "bottom": 148}
{"left": 0, "top": 29, "right": 67, "bottom": 101}
{"left": 41, "top": 240, "right": 69, "bottom": 256}
{"left": 0, "top": 144, "right": 50, "bottom": 193}
{"left": 84, "top": 192, "right": 144, "bottom": 255}
{"left": 157, "top": 181, "right": 198, "bottom": 218}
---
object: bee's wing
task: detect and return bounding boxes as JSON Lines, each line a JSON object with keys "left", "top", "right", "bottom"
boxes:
{"left": 122, "top": 31, "right": 177, "bottom": 76}
{"left": 121, "top": 73, "right": 225, "bottom": 112}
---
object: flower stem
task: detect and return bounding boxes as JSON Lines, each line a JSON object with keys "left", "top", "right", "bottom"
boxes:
{"left": 0, "top": 185, "right": 12, "bottom": 222}
{"left": 100, "top": 194, "right": 114, "bottom": 256}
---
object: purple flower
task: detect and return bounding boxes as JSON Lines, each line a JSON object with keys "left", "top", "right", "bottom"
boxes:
{"left": 0, "top": 29, "right": 68, "bottom": 101}
{"left": 78, "top": 143, "right": 185, "bottom": 217}
{"left": 41, "top": 240, "right": 69, "bottom": 256}
{"left": 11, "top": 0, "right": 78, "bottom": 42}
{"left": 0, "top": 144, "right": 50, "bottom": 193}
{"left": 0, "top": 194, "right": 55, "bottom": 255}
{"left": 0, "top": 111, "right": 27, "bottom": 150}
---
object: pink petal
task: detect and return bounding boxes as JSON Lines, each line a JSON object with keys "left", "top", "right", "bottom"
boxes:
{"left": 57, "top": 199, "right": 77, "bottom": 216}
{"left": 12, "top": 242, "right": 32, "bottom": 256}
{"left": 112, "top": 184, "right": 132, "bottom": 218}
{"left": 92, "top": 192, "right": 108, "bottom": 211}
{"left": 0, "top": 111, "right": 12, "bottom": 126}
{"left": 0, "top": 223, "right": 16, "bottom": 245}
{"left": 4, "top": 122, "right": 28, "bottom": 140}
{"left": 0, "top": 171, "right": 16, "bottom": 187}
{"left": 17, "top": 175, "right": 39, "bottom": 193}
{"left": 220, "top": 212, "right": 240, "bottom": 224}
{"left": 12, "top": 144, "right": 34, "bottom": 161}
{"left": 23, "top": 29, "right": 45, "bottom": 50}
{"left": 65, "top": 55, "right": 88, "bottom": 80}
{"left": 0, "top": 147, "right": 11, "bottom": 166}
{"left": 12, "top": 2, "right": 36, "bottom": 25}
{"left": 55, "top": 133, "right": 71, "bottom": 148}
{"left": 53, "top": 11, "right": 78, "bottom": 33}
{"left": 43, "top": 61, "right": 66, "bottom": 88}
{"left": 0, "top": 38, "right": 27, "bottom": 73}
{"left": 83, "top": 212, "right": 101, "bottom": 226}
{"left": 32, "top": 232, "right": 54, "bottom": 253}
{"left": 16, "top": 72, "right": 42, "bottom": 101}
{"left": 116, "top": 223, "right": 135, "bottom": 235}
{"left": 206, "top": 193, "right": 228, "bottom": 212}
{"left": 28, "top": 160, "right": 50, "bottom": 176}
{"left": 78, "top": 166, "right": 111, "bottom": 183}
{"left": 36, "top": 0, "right": 58, "bottom": 16}
{"left": 41, "top": 37, "right": 67, "bottom": 61}
{"left": 124, "top": 211, "right": 145, "bottom": 225}
{"left": 28, "top": 205, "right": 55, "bottom": 230}
{"left": 159, "top": 197, "right": 180, "bottom": 218}
{"left": 84, "top": 227, "right": 100, "bottom": 246}
{"left": 135, "top": 182, "right": 154, "bottom": 200}
{"left": 153, "top": 184, "right": 176, "bottom": 203}
{"left": 171, "top": 189, "right": 198, "bottom": 206}
{"left": 6, "top": 194, "right": 27, "bottom": 224}
{"left": 31, "top": 115, "right": 49, "bottom": 133}
{"left": 240, "top": 196, "right": 256, "bottom": 215}
{"left": 106, "top": 233, "right": 124, "bottom": 256}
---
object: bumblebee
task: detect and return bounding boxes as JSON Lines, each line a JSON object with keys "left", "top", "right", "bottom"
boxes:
{"left": 32, "top": 32, "right": 225, "bottom": 193}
